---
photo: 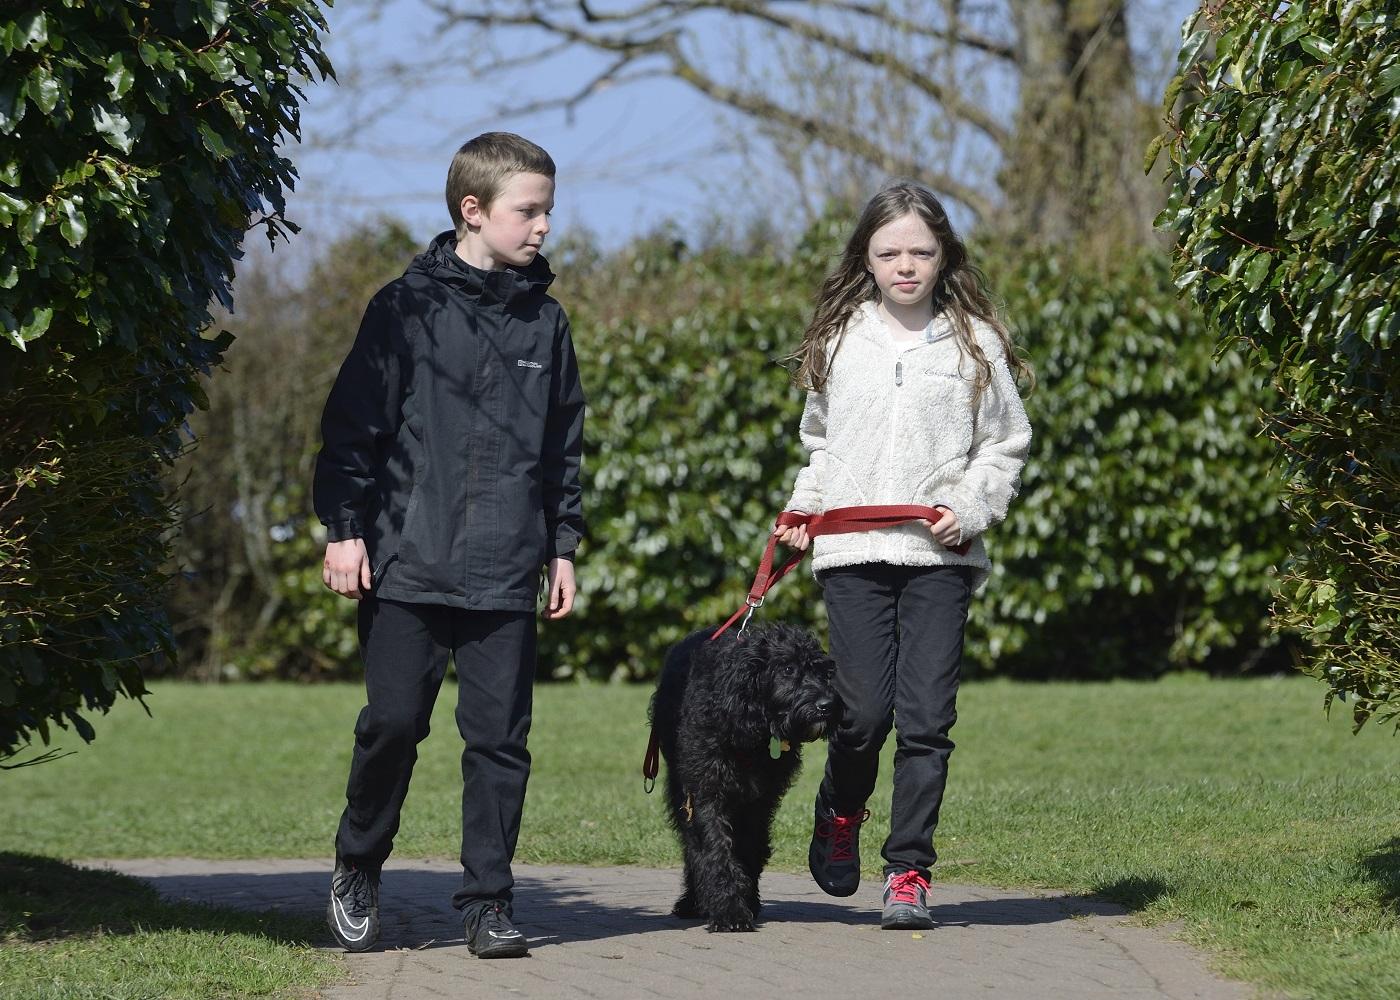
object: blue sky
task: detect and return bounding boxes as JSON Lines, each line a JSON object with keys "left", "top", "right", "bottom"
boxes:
{"left": 277, "top": 0, "right": 1197, "bottom": 257}
{"left": 284, "top": 1, "right": 735, "bottom": 251}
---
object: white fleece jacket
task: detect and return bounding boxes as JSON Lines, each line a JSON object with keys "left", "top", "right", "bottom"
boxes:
{"left": 785, "top": 300, "right": 1032, "bottom": 591}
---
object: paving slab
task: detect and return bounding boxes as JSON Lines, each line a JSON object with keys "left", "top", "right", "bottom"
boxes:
{"left": 90, "top": 859, "right": 1256, "bottom": 1000}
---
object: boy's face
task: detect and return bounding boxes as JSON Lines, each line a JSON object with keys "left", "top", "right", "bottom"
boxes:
{"left": 460, "top": 171, "right": 555, "bottom": 269}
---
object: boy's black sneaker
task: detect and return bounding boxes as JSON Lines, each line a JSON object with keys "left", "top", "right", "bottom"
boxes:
{"left": 327, "top": 858, "right": 380, "bottom": 951}
{"left": 465, "top": 900, "right": 529, "bottom": 959}
{"left": 808, "top": 803, "right": 870, "bottom": 897}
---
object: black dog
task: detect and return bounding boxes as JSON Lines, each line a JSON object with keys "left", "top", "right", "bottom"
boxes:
{"left": 649, "top": 622, "right": 840, "bottom": 931}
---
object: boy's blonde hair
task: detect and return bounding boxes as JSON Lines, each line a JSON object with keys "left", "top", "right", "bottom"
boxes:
{"left": 445, "top": 132, "right": 556, "bottom": 238}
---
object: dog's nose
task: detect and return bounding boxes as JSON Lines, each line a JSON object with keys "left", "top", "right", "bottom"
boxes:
{"left": 815, "top": 696, "right": 837, "bottom": 716}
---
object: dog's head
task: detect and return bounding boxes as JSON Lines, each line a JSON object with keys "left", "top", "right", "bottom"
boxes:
{"left": 736, "top": 622, "right": 841, "bottom": 744}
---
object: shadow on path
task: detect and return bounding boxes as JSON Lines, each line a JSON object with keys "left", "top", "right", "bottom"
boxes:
{"left": 126, "top": 863, "right": 1135, "bottom": 951}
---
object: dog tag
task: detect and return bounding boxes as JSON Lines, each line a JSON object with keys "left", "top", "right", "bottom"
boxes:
{"left": 769, "top": 736, "right": 782, "bottom": 759}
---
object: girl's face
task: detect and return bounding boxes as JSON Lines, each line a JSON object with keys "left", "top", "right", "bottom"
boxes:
{"left": 866, "top": 212, "right": 942, "bottom": 311}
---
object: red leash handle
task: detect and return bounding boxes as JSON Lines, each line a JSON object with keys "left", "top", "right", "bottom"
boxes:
{"left": 710, "top": 505, "right": 971, "bottom": 641}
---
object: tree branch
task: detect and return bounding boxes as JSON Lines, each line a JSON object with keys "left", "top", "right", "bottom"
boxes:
{"left": 427, "top": 1, "right": 1000, "bottom": 216}
{"left": 662, "top": 37, "right": 995, "bottom": 217}
{"left": 709, "top": 0, "right": 1011, "bottom": 147}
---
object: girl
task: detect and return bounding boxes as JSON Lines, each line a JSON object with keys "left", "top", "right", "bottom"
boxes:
{"left": 776, "top": 182, "right": 1032, "bottom": 929}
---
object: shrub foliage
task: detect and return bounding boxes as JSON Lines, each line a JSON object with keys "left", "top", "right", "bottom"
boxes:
{"left": 0, "top": 0, "right": 330, "bottom": 759}
{"left": 1159, "top": 0, "right": 1400, "bottom": 728}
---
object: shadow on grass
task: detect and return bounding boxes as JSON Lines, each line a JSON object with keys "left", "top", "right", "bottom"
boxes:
{"left": 1359, "top": 838, "right": 1400, "bottom": 914}
{"left": 1088, "top": 875, "right": 1171, "bottom": 913}
{"left": 0, "top": 852, "right": 322, "bottom": 945}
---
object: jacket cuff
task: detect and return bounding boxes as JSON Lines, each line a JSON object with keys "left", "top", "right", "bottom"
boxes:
{"left": 546, "top": 529, "right": 580, "bottom": 561}
{"left": 323, "top": 518, "right": 362, "bottom": 543}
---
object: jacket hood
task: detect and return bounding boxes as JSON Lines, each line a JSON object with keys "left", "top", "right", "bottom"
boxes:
{"left": 405, "top": 231, "right": 555, "bottom": 305}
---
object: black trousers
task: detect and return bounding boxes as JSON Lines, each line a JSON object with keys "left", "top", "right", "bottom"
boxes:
{"left": 335, "top": 595, "right": 536, "bottom": 915}
{"left": 817, "top": 562, "right": 972, "bottom": 880}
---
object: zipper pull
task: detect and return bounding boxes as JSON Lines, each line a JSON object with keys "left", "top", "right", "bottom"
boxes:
{"left": 894, "top": 359, "right": 903, "bottom": 386}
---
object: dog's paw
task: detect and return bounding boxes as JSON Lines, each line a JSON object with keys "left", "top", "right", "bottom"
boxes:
{"left": 706, "top": 908, "right": 756, "bottom": 932}
{"left": 672, "top": 895, "right": 704, "bottom": 920}
{"left": 707, "top": 917, "right": 756, "bottom": 933}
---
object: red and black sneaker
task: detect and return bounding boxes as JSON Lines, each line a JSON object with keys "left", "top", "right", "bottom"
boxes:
{"left": 881, "top": 869, "right": 933, "bottom": 929}
{"left": 808, "top": 803, "right": 871, "bottom": 896}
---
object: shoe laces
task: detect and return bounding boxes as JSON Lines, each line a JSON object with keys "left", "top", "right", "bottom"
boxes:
{"left": 816, "top": 808, "right": 870, "bottom": 863}
{"left": 483, "top": 900, "right": 514, "bottom": 932}
{"left": 886, "top": 870, "right": 929, "bottom": 905}
{"left": 338, "top": 865, "right": 377, "bottom": 912}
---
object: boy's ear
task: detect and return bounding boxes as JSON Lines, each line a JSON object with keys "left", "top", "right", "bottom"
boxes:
{"left": 460, "top": 194, "right": 485, "bottom": 229}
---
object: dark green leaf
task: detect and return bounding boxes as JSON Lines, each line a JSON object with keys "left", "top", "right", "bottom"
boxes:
{"left": 105, "top": 52, "right": 135, "bottom": 99}
{"left": 59, "top": 196, "right": 87, "bottom": 247}
{"left": 14, "top": 10, "right": 48, "bottom": 51}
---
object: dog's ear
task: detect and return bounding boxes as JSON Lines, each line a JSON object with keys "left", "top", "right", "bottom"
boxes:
{"left": 711, "top": 636, "right": 774, "bottom": 745}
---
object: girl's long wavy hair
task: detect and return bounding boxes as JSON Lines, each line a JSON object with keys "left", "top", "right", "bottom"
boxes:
{"left": 791, "top": 182, "right": 1033, "bottom": 402}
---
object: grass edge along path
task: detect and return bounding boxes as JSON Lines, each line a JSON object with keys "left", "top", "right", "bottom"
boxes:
{"left": 0, "top": 675, "right": 1396, "bottom": 999}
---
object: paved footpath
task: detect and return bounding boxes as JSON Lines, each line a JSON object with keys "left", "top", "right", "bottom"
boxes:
{"left": 93, "top": 859, "right": 1257, "bottom": 1000}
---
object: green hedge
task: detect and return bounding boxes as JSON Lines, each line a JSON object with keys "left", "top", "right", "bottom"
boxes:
{"left": 0, "top": 1, "right": 330, "bottom": 759}
{"left": 976, "top": 249, "right": 1289, "bottom": 676}
{"left": 1159, "top": 0, "right": 1400, "bottom": 727}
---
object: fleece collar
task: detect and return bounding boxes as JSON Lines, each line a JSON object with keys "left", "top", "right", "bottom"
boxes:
{"left": 848, "top": 300, "right": 957, "bottom": 350}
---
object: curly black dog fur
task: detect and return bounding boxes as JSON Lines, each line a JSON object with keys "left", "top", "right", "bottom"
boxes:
{"left": 649, "top": 623, "right": 840, "bottom": 932}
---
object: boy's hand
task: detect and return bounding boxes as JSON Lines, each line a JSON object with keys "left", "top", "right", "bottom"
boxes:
{"left": 543, "top": 557, "right": 576, "bottom": 620}
{"left": 925, "top": 506, "right": 962, "bottom": 549}
{"left": 324, "top": 538, "right": 372, "bottom": 599}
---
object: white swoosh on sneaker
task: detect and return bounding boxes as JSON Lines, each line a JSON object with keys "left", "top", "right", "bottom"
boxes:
{"left": 489, "top": 929, "right": 523, "bottom": 939}
{"left": 333, "top": 896, "right": 370, "bottom": 941}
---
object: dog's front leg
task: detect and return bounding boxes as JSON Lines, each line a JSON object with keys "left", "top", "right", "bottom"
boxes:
{"left": 690, "top": 795, "right": 756, "bottom": 932}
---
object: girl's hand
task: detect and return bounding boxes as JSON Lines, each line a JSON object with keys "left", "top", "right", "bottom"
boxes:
{"left": 543, "top": 557, "right": 576, "bottom": 620}
{"left": 324, "top": 538, "right": 372, "bottom": 599}
{"left": 773, "top": 522, "right": 810, "bottom": 552}
{"left": 927, "top": 506, "right": 962, "bottom": 549}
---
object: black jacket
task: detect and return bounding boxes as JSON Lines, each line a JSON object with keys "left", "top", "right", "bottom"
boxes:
{"left": 313, "top": 232, "right": 585, "bottom": 611}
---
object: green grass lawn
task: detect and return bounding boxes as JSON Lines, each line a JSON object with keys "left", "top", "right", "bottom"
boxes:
{"left": 1, "top": 674, "right": 1397, "bottom": 999}
{"left": 0, "top": 853, "right": 333, "bottom": 1000}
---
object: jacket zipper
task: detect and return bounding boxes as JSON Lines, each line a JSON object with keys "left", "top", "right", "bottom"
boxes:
{"left": 886, "top": 349, "right": 902, "bottom": 560}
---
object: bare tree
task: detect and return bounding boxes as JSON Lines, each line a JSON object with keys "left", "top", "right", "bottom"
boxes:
{"left": 406, "top": 0, "right": 1167, "bottom": 251}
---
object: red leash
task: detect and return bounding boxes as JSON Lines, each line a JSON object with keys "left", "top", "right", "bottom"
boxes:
{"left": 711, "top": 506, "right": 970, "bottom": 641}
{"left": 643, "top": 505, "right": 969, "bottom": 790}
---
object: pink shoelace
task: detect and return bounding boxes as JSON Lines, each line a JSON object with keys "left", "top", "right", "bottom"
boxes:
{"left": 886, "top": 870, "right": 930, "bottom": 905}
{"left": 816, "top": 808, "right": 871, "bottom": 862}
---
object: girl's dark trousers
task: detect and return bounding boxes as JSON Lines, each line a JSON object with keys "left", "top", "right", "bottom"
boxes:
{"left": 335, "top": 594, "right": 536, "bottom": 918}
{"left": 818, "top": 562, "right": 973, "bottom": 880}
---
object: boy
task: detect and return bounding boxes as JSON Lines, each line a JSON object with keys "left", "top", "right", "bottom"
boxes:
{"left": 313, "top": 132, "right": 585, "bottom": 958}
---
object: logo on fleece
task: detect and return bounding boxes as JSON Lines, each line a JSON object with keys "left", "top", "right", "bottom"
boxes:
{"left": 516, "top": 359, "right": 543, "bottom": 369}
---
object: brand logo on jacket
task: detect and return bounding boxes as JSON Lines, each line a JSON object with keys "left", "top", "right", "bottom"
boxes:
{"left": 517, "top": 359, "right": 543, "bottom": 369}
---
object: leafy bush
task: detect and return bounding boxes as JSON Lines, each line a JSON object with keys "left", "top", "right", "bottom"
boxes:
{"left": 0, "top": 1, "right": 330, "bottom": 759}
{"left": 1159, "top": 0, "right": 1400, "bottom": 727}
{"left": 978, "top": 248, "right": 1290, "bottom": 676}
